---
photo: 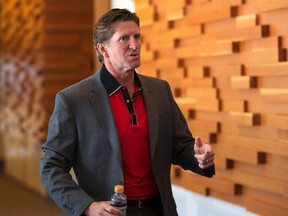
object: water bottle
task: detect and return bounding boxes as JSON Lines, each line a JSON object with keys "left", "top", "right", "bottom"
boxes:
{"left": 110, "top": 184, "right": 127, "bottom": 215}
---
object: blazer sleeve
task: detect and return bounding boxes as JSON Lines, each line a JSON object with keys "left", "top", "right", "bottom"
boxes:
{"left": 40, "top": 92, "right": 94, "bottom": 216}
{"left": 165, "top": 81, "right": 215, "bottom": 178}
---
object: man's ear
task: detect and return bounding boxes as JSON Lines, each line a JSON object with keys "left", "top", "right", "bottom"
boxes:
{"left": 97, "top": 43, "right": 109, "bottom": 58}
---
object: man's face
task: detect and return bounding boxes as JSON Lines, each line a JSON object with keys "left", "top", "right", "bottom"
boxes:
{"left": 104, "top": 21, "right": 141, "bottom": 72}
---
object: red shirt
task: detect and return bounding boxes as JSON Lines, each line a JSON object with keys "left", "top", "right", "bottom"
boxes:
{"left": 100, "top": 66, "right": 159, "bottom": 200}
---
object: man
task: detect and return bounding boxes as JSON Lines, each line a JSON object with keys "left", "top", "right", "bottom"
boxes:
{"left": 40, "top": 8, "right": 215, "bottom": 216}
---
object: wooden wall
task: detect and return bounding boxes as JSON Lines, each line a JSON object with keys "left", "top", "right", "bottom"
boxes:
{"left": 0, "top": 0, "right": 94, "bottom": 194}
{"left": 41, "top": 0, "right": 94, "bottom": 121}
{"left": 0, "top": 0, "right": 46, "bottom": 193}
{"left": 136, "top": 0, "right": 288, "bottom": 215}
{"left": 1, "top": 0, "right": 288, "bottom": 214}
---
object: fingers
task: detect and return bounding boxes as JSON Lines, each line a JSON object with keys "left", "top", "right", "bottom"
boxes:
{"left": 195, "top": 156, "right": 214, "bottom": 169}
{"left": 84, "top": 201, "right": 123, "bottom": 216}
{"left": 196, "top": 151, "right": 215, "bottom": 169}
{"left": 194, "top": 137, "right": 204, "bottom": 154}
{"left": 194, "top": 137, "right": 215, "bottom": 169}
{"left": 108, "top": 207, "right": 124, "bottom": 216}
{"left": 104, "top": 204, "right": 123, "bottom": 216}
{"left": 195, "top": 137, "right": 202, "bottom": 148}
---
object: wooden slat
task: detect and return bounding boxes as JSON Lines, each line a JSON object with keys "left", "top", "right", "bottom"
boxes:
{"left": 167, "top": 8, "right": 185, "bottom": 21}
{"left": 44, "top": 2, "right": 92, "bottom": 14}
{"left": 245, "top": 62, "right": 288, "bottom": 77}
{"left": 177, "top": 40, "right": 239, "bottom": 58}
{"left": 257, "top": 0, "right": 288, "bottom": 13}
{"left": 138, "top": 62, "right": 158, "bottom": 77}
{"left": 141, "top": 48, "right": 155, "bottom": 62}
{"left": 159, "top": 68, "right": 185, "bottom": 79}
{"left": 222, "top": 100, "right": 247, "bottom": 112}
{"left": 246, "top": 199, "right": 288, "bottom": 216}
{"left": 172, "top": 169, "right": 211, "bottom": 195}
{"left": 167, "top": 0, "right": 186, "bottom": 10}
{"left": 260, "top": 88, "right": 288, "bottom": 102}
{"left": 268, "top": 114, "right": 288, "bottom": 130}
{"left": 217, "top": 169, "right": 287, "bottom": 196}
{"left": 186, "top": 88, "right": 218, "bottom": 99}
{"left": 188, "top": 119, "right": 220, "bottom": 133}
{"left": 186, "top": 66, "right": 210, "bottom": 79}
{"left": 43, "top": 33, "right": 82, "bottom": 49}
{"left": 229, "top": 111, "right": 261, "bottom": 126}
{"left": 192, "top": 132, "right": 217, "bottom": 144}
{"left": 205, "top": 25, "right": 270, "bottom": 42}
{"left": 235, "top": 14, "right": 258, "bottom": 28}
{"left": 184, "top": 47, "right": 286, "bottom": 68}
{"left": 218, "top": 145, "right": 266, "bottom": 165}
{"left": 44, "top": 17, "right": 92, "bottom": 31}
{"left": 184, "top": 0, "right": 243, "bottom": 25}
{"left": 245, "top": 187, "right": 288, "bottom": 212}
{"left": 155, "top": 58, "right": 182, "bottom": 69}
{"left": 136, "top": 5, "right": 155, "bottom": 27}
{"left": 167, "top": 25, "right": 202, "bottom": 40}
{"left": 152, "top": 20, "right": 172, "bottom": 32}
{"left": 259, "top": 76, "right": 288, "bottom": 88}
{"left": 135, "top": 0, "right": 151, "bottom": 10}
{"left": 175, "top": 97, "right": 196, "bottom": 119}
{"left": 192, "top": 0, "right": 210, "bottom": 5}
{"left": 150, "top": 37, "right": 176, "bottom": 49}
{"left": 179, "top": 78, "right": 215, "bottom": 88}
{"left": 212, "top": 64, "right": 243, "bottom": 77}
{"left": 207, "top": 178, "right": 242, "bottom": 195}
{"left": 208, "top": 189, "right": 243, "bottom": 207}
{"left": 230, "top": 76, "right": 257, "bottom": 89}
{"left": 234, "top": 48, "right": 286, "bottom": 64}
{"left": 239, "top": 0, "right": 288, "bottom": 14}
{"left": 195, "top": 99, "right": 220, "bottom": 112}
{"left": 226, "top": 135, "right": 288, "bottom": 157}
{"left": 235, "top": 155, "right": 288, "bottom": 183}
{"left": 240, "top": 36, "right": 281, "bottom": 52}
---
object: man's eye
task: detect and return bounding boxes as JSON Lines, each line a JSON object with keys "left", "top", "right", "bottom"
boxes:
{"left": 120, "top": 36, "right": 129, "bottom": 41}
{"left": 134, "top": 34, "right": 141, "bottom": 40}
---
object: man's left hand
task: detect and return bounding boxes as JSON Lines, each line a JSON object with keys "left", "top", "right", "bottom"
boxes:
{"left": 194, "top": 137, "right": 215, "bottom": 169}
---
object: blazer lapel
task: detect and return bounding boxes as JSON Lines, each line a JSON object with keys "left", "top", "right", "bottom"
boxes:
{"left": 88, "top": 73, "right": 122, "bottom": 167}
{"left": 140, "top": 77, "right": 159, "bottom": 160}
{"left": 87, "top": 72, "right": 159, "bottom": 165}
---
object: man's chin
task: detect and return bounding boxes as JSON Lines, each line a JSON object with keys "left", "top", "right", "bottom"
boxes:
{"left": 130, "top": 62, "right": 141, "bottom": 70}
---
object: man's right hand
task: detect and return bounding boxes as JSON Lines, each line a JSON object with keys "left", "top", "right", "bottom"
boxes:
{"left": 84, "top": 201, "right": 123, "bottom": 216}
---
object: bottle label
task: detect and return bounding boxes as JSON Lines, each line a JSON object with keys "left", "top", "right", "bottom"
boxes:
{"left": 111, "top": 204, "right": 127, "bottom": 215}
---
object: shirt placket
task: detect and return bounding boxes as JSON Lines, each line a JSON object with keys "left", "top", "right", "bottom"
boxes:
{"left": 121, "top": 86, "right": 140, "bottom": 125}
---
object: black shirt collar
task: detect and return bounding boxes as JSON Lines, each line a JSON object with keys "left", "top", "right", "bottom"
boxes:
{"left": 100, "top": 65, "right": 143, "bottom": 96}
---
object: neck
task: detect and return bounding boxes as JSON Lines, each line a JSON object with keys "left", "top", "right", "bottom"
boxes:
{"left": 119, "top": 71, "right": 135, "bottom": 98}
{"left": 105, "top": 64, "right": 136, "bottom": 97}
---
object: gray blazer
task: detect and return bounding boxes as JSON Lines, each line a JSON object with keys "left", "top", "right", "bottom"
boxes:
{"left": 40, "top": 68, "right": 214, "bottom": 216}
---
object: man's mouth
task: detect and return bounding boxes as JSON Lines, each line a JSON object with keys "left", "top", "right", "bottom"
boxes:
{"left": 128, "top": 53, "right": 140, "bottom": 58}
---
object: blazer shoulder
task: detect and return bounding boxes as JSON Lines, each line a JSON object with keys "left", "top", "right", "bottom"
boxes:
{"left": 60, "top": 72, "right": 101, "bottom": 96}
{"left": 138, "top": 73, "right": 169, "bottom": 87}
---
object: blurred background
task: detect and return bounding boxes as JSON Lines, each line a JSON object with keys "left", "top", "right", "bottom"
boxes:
{"left": 1, "top": 0, "right": 288, "bottom": 215}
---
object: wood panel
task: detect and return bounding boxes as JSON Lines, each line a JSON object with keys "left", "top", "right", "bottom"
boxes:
{"left": 0, "top": 0, "right": 94, "bottom": 195}
{"left": 136, "top": 0, "right": 288, "bottom": 215}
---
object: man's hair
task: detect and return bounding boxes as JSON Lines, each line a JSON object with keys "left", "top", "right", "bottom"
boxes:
{"left": 93, "top": 8, "right": 140, "bottom": 63}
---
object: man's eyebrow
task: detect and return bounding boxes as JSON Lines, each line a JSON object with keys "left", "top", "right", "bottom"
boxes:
{"left": 118, "top": 32, "right": 141, "bottom": 38}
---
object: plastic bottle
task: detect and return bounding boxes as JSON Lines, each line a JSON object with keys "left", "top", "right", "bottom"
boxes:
{"left": 110, "top": 184, "right": 127, "bottom": 215}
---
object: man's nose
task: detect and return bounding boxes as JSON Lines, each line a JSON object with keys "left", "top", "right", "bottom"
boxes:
{"left": 129, "top": 38, "right": 140, "bottom": 50}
